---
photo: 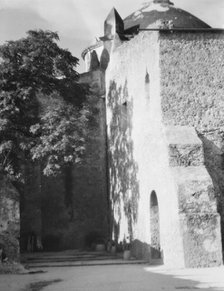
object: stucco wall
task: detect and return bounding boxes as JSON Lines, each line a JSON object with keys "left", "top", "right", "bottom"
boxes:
{"left": 160, "top": 31, "right": 224, "bottom": 259}
{"left": 106, "top": 30, "right": 223, "bottom": 267}
{"left": 106, "top": 31, "right": 185, "bottom": 267}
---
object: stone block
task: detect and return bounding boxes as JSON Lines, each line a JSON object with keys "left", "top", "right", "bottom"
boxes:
{"left": 172, "top": 166, "right": 217, "bottom": 213}
{"left": 165, "top": 126, "right": 204, "bottom": 167}
{"left": 180, "top": 213, "right": 223, "bottom": 268}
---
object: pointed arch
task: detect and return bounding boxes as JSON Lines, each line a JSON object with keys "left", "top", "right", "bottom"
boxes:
{"left": 150, "top": 190, "right": 161, "bottom": 259}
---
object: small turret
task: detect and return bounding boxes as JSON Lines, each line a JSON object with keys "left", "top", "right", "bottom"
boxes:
{"left": 104, "top": 8, "right": 124, "bottom": 39}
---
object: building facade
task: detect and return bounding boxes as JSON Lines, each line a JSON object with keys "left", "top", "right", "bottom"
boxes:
{"left": 82, "top": 0, "right": 224, "bottom": 267}
{"left": 1, "top": 0, "right": 224, "bottom": 268}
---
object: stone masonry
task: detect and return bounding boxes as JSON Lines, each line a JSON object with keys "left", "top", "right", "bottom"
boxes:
{"left": 81, "top": 1, "right": 224, "bottom": 268}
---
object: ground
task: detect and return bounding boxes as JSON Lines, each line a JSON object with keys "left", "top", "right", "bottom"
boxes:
{"left": 1, "top": 264, "right": 224, "bottom": 291}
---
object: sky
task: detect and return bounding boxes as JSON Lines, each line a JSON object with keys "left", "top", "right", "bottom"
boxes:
{"left": 0, "top": 0, "right": 223, "bottom": 72}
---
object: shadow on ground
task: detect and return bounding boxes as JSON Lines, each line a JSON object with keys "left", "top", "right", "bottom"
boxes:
{"left": 22, "top": 279, "right": 62, "bottom": 291}
{"left": 1, "top": 265, "right": 224, "bottom": 291}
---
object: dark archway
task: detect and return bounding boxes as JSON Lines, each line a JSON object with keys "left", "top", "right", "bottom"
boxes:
{"left": 150, "top": 190, "right": 161, "bottom": 259}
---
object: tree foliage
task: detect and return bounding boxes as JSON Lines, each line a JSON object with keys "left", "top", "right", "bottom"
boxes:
{"left": 0, "top": 30, "right": 88, "bottom": 180}
{"left": 30, "top": 93, "right": 88, "bottom": 176}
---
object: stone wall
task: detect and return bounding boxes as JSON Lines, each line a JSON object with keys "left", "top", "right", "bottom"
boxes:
{"left": 0, "top": 175, "right": 19, "bottom": 261}
{"left": 106, "top": 31, "right": 186, "bottom": 267}
{"left": 20, "top": 163, "right": 42, "bottom": 251}
{"left": 106, "top": 30, "right": 223, "bottom": 267}
{"left": 20, "top": 69, "right": 109, "bottom": 251}
{"left": 160, "top": 31, "right": 224, "bottom": 260}
{"left": 165, "top": 126, "right": 222, "bottom": 267}
{"left": 55, "top": 87, "right": 109, "bottom": 249}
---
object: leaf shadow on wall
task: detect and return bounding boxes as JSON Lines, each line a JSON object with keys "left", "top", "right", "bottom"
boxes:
{"left": 107, "top": 80, "right": 140, "bottom": 242}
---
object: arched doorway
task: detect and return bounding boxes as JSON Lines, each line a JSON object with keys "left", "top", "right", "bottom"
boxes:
{"left": 150, "top": 191, "right": 161, "bottom": 259}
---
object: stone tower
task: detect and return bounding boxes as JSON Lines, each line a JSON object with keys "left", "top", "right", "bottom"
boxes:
{"left": 82, "top": 0, "right": 224, "bottom": 268}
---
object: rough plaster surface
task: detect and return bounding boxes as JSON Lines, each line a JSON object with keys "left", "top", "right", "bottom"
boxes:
{"left": 165, "top": 126, "right": 222, "bottom": 267}
{"left": 160, "top": 31, "right": 224, "bottom": 259}
{"left": 165, "top": 126, "right": 204, "bottom": 167}
{"left": 106, "top": 30, "right": 223, "bottom": 268}
{"left": 173, "top": 167, "right": 216, "bottom": 214}
{"left": 160, "top": 32, "right": 224, "bottom": 137}
{"left": 106, "top": 31, "right": 185, "bottom": 267}
{"left": 180, "top": 213, "right": 222, "bottom": 267}
{"left": 0, "top": 176, "right": 19, "bottom": 261}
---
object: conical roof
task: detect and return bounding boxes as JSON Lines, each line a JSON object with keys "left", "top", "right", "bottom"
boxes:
{"left": 124, "top": 0, "right": 210, "bottom": 30}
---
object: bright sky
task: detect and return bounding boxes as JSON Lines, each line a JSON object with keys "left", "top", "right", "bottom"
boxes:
{"left": 0, "top": 0, "right": 223, "bottom": 72}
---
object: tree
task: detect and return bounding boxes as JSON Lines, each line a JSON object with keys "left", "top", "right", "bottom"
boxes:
{"left": 0, "top": 30, "right": 88, "bottom": 182}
